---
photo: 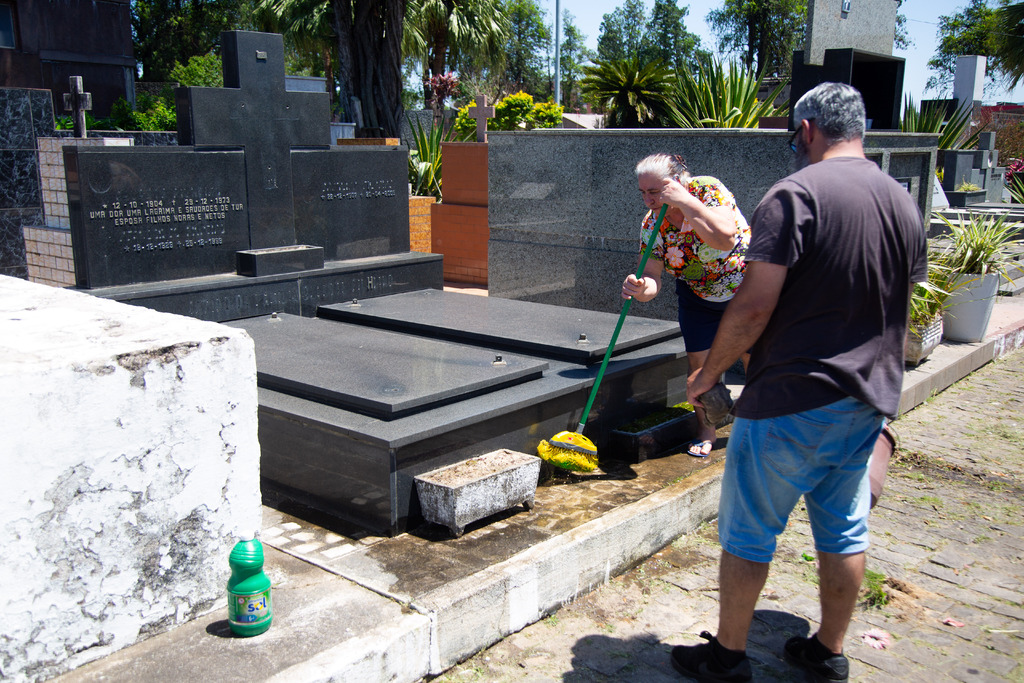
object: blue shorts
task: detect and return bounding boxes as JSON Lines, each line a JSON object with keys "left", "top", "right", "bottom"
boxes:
{"left": 675, "top": 279, "right": 729, "bottom": 352}
{"left": 718, "top": 397, "right": 884, "bottom": 563}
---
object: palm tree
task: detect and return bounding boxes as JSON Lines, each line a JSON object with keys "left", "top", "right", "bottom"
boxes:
{"left": 403, "top": 0, "right": 509, "bottom": 105}
{"left": 580, "top": 58, "right": 680, "bottom": 128}
{"left": 995, "top": 2, "right": 1024, "bottom": 88}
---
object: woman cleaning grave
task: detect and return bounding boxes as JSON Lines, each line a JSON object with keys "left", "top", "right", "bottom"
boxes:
{"left": 620, "top": 153, "right": 750, "bottom": 457}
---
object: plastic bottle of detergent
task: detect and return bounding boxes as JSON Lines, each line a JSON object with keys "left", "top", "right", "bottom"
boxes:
{"left": 227, "top": 533, "right": 272, "bottom": 636}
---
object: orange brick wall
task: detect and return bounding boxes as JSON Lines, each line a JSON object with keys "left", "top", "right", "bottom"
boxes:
{"left": 408, "top": 195, "right": 435, "bottom": 252}
{"left": 24, "top": 226, "right": 75, "bottom": 287}
{"left": 433, "top": 142, "right": 489, "bottom": 285}
{"left": 440, "top": 142, "right": 488, "bottom": 207}
{"left": 431, "top": 204, "right": 488, "bottom": 285}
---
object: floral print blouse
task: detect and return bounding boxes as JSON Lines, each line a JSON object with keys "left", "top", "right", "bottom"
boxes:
{"left": 639, "top": 175, "right": 750, "bottom": 302}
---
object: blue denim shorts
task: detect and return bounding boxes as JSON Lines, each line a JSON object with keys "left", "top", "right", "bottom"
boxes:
{"left": 718, "top": 397, "right": 884, "bottom": 563}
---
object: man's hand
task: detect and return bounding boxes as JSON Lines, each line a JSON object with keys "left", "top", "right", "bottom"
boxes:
{"left": 687, "top": 367, "right": 718, "bottom": 409}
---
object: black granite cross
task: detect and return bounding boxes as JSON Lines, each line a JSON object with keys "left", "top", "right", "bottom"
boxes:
{"left": 468, "top": 95, "right": 496, "bottom": 143}
{"left": 63, "top": 76, "right": 92, "bottom": 138}
{"left": 175, "top": 31, "right": 330, "bottom": 248}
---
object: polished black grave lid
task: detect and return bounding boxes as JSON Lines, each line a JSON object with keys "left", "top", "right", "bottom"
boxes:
{"left": 227, "top": 313, "right": 548, "bottom": 419}
{"left": 318, "top": 289, "right": 681, "bottom": 364}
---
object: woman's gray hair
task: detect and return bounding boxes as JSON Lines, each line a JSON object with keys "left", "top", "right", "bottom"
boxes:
{"left": 635, "top": 153, "right": 689, "bottom": 180}
{"left": 792, "top": 82, "right": 866, "bottom": 143}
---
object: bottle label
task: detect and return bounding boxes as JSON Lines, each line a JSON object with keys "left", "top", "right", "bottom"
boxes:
{"left": 228, "top": 589, "right": 272, "bottom": 625}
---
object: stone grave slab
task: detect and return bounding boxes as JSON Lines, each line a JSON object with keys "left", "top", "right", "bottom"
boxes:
{"left": 65, "top": 147, "right": 249, "bottom": 287}
{"left": 226, "top": 313, "right": 548, "bottom": 419}
{"left": 252, "top": 329, "right": 688, "bottom": 536}
{"left": 318, "top": 289, "right": 682, "bottom": 363}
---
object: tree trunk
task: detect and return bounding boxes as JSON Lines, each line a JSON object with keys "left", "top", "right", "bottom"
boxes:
{"left": 324, "top": 50, "right": 335, "bottom": 118}
{"left": 332, "top": 0, "right": 358, "bottom": 124}
{"left": 332, "top": 0, "right": 406, "bottom": 137}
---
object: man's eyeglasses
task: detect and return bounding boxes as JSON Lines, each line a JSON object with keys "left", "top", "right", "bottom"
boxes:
{"left": 789, "top": 119, "right": 814, "bottom": 153}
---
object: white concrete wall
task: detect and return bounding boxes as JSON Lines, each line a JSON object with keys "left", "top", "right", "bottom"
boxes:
{"left": 0, "top": 276, "right": 262, "bottom": 682}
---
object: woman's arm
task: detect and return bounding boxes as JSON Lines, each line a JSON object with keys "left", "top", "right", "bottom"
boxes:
{"left": 659, "top": 178, "right": 737, "bottom": 251}
{"left": 622, "top": 257, "right": 664, "bottom": 302}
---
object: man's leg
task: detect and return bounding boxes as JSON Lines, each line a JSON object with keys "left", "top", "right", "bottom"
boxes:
{"left": 816, "top": 551, "right": 865, "bottom": 653}
{"left": 717, "top": 550, "right": 771, "bottom": 651}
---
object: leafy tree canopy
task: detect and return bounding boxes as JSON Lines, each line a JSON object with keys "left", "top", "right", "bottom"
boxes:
{"left": 559, "top": 11, "right": 595, "bottom": 109}
{"left": 706, "top": 0, "right": 806, "bottom": 78}
{"left": 499, "top": 0, "right": 551, "bottom": 94}
{"left": 926, "top": 0, "right": 1000, "bottom": 95}
{"left": 597, "top": 0, "right": 706, "bottom": 71}
{"left": 994, "top": 1, "right": 1024, "bottom": 88}
{"left": 132, "top": 0, "right": 253, "bottom": 81}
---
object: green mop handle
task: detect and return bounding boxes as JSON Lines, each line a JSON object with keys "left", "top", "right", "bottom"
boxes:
{"left": 576, "top": 203, "right": 668, "bottom": 434}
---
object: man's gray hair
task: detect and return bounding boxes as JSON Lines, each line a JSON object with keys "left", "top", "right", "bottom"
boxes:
{"left": 792, "top": 82, "right": 866, "bottom": 143}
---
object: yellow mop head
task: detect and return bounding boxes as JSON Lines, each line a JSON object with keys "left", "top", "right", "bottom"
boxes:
{"left": 536, "top": 431, "right": 599, "bottom": 472}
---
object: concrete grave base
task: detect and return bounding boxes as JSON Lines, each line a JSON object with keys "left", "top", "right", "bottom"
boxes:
{"left": 0, "top": 276, "right": 262, "bottom": 682}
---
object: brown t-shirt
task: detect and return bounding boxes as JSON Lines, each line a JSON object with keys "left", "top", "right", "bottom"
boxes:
{"left": 735, "top": 156, "right": 928, "bottom": 420}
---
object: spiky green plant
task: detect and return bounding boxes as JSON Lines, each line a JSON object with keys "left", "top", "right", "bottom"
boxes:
{"left": 408, "top": 117, "right": 460, "bottom": 200}
{"left": 901, "top": 96, "right": 978, "bottom": 150}
{"left": 580, "top": 58, "right": 681, "bottom": 128}
{"left": 909, "top": 258, "right": 958, "bottom": 326}
{"left": 933, "top": 211, "right": 1022, "bottom": 278}
{"left": 1007, "top": 173, "right": 1024, "bottom": 204}
{"left": 672, "top": 59, "right": 789, "bottom": 128}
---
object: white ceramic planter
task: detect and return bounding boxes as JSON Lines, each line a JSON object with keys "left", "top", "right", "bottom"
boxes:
{"left": 415, "top": 449, "right": 540, "bottom": 537}
{"left": 943, "top": 273, "right": 1000, "bottom": 343}
{"left": 905, "top": 316, "right": 943, "bottom": 366}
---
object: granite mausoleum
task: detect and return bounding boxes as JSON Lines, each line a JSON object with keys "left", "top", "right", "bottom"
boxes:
{"left": 37, "top": 30, "right": 692, "bottom": 538}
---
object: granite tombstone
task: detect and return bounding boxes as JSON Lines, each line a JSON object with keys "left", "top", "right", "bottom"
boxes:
{"left": 790, "top": 0, "right": 904, "bottom": 129}
{"left": 65, "top": 30, "right": 439, "bottom": 316}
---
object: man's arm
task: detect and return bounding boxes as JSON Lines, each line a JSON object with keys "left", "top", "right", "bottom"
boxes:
{"left": 687, "top": 261, "right": 788, "bottom": 404}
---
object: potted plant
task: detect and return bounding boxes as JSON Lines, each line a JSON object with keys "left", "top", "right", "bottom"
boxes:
{"left": 944, "top": 180, "right": 987, "bottom": 208}
{"left": 933, "top": 211, "right": 1022, "bottom": 342}
{"left": 905, "top": 261, "right": 954, "bottom": 365}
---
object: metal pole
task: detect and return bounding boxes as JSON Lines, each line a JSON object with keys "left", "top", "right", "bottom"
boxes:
{"left": 554, "top": 0, "right": 561, "bottom": 107}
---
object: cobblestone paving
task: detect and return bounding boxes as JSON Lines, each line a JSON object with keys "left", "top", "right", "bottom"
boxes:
{"left": 432, "top": 349, "right": 1024, "bottom": 682}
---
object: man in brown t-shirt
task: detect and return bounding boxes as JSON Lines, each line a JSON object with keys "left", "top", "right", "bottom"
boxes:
{"left": 675, "top": 83, "right": 928, "bottom": 683}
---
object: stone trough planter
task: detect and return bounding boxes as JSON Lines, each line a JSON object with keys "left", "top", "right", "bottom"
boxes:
{"left": 414, "top": 449, "right": 540, "bottom": 537}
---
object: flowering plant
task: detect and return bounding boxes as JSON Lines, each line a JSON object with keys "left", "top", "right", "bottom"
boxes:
{"left": 426, "top": 72, "right": 460, "bottom": 111}
{"left": 1004, "top": 158, "right": 1024, "bottom": 183}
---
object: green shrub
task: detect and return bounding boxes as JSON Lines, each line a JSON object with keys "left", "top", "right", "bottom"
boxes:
{"left": 529, "top": 100, "right": 564, "bottom": 129}
{"left": 453, "top": 92, "right": 564, "bottom": 138}
{"left": 170, "top": 52, "right": 224, "bottom": 88}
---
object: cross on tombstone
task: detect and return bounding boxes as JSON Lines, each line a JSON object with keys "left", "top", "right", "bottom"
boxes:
{"left": 468, "top": 95, "right": 496, "bottom": 143}
{"left": 63, "top": 76, "right": 92, "bottom": 139}
{"left": 176, "top": 31, "right": 330, "bottom": 249}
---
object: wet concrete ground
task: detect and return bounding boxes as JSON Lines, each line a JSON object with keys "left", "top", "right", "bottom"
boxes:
{"left": 430, "top": 348, "right": 1024, "bottom": 682}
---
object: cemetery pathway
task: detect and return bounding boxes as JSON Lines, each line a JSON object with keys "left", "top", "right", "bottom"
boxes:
{"left": 431, "top": 347, "right": 1024, "bottom": 683}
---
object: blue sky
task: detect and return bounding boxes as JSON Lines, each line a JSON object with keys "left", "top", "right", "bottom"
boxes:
{"left": 540, "top": 0, "right": 1024, "bottom": 105}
